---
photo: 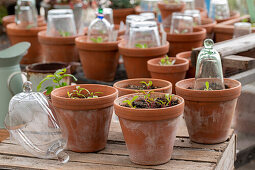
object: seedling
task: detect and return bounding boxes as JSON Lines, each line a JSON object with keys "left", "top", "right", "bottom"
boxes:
{"left": 160, "top": 55, "right": 176, "bottom": 66}
{"left": 67, "top": 86, "right": 103, "bottom": 99}
{"left": 122, "top": 95, "right": 139, "bottom": 108}
{"left": 204, "top": 81, "right": 212, "bottom": 91}
{"left": 59, "top": 30, "right": 71, "bottom": 37}
{"left": 90, "top": 36, "right": 103, "bottom": 43}
{"left": 135, "top": 43, "right": 148, "bottom": 49}
{"left": 174, "top": 29, "right": 189, "bottom": 34}
{"left": 140, "top": 81, "right": 153, "bottom": 89}
{"left": 37, "top": 68, "right": 77, "bottom": 95}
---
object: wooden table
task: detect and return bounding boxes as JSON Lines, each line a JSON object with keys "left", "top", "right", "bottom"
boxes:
{"left": 0, "top": 119, "right": 236, "bottom": 170}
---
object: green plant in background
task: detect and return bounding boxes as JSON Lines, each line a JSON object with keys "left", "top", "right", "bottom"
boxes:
{"left": 160, "top": 55, "right": 176, "bottom": 66}
{"left": 135, "top": 43, "right": 148, "bottom": 48}
{"left": 59, "top": 30, "right": 71, "bottom": 37}
{"left": 37, "top": 68, "right": 77, "bottom": 95}
{"left": 0, "top": 5, "right": 8, "bottom": 24}
{"left": 109, "top": 0, "right": 134, "bottom": 9}
{"left": 90, "top": 36, "right": 103, "bottom": 43}
{"left": 67, "top": 86, "right": 103, "bottom": 99}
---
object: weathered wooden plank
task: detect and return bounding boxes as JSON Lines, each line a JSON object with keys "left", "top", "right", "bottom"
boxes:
{"left": 229, "top": 68, "right": 255, "bottom": 85}
{"left": 223, "top": 55, "right": 255, "bottom": 70}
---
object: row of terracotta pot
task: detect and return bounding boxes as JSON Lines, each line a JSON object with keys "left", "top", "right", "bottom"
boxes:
{"left": 50, "top": 77, "right": 241, "bottom": 165}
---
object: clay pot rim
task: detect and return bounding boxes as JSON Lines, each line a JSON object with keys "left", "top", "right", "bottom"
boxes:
{"left": 6, "top": 23, "right": 47, "bottom": 35}
{"left": 118, "top": 41, "right": 169, "bottom": 57}
{"left": 114, "top": 92, "right": 184, "bottom": 121}
{"left": 200, "top": 18, "right": 217, "bottom": 27}
{"left": 215, "top": 11, "right": 240, "bottom": 23}
{"left": 113, "top": 78, "right": 172, "bottom": 94}
{"left": 25, "top": 62, "right": 71, "bottom": 73}
{"left": 176, "top": 51, "right": 192, "bottom": 66}
{"left": 38, "top": 30, "right": 78, "bottom": 44}
{"left": 51, "top": 84, "right": 118, "bottom": 110}
{"left": 175, "top": 78, "right": 241, "bottom": 101}
{"left": 147, "top": 57, "right": 189, "bottom": 71}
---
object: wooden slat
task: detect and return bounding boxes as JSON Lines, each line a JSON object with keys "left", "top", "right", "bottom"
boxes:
{"left": 229, "top": 68, "right": 255, "bottom": 85}
{"left": 223, "top": 55, "right": 255, "bottom": 70}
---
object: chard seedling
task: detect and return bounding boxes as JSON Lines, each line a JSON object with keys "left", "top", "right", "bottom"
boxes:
{"left": 160, "top": 55, "right": 176, "bottom": 66}
{"left": 90, "top": 36, "right": 103, "bottom": 43}
{"left": 37, "top": 68, "right": 77, "bottom": 95}
{"left": 135, "top": 43, "right": 148, "bottom": 48}
{"left": 59, "top": 30, "right": 71, "bottom": 37}
{"left": 122, "top": 95, "right": 139, "bottom": 108}
{"left": 67, "top": 86, "right": 103, "bottom": 99}
{"left": 140, "top": 81, "right": 153, "bottom": 89}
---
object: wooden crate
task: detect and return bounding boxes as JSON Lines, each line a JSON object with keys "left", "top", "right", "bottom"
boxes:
{"left": 0, "top": 120, "right": 236, "bottom": 170}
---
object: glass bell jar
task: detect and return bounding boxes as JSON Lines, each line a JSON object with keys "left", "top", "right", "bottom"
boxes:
{"left": 194, "top": 39, "right": 225, "bottom": 90}
{"left": 87, "top": 8, "right": 111, "bottom": 43}
{"left": 209, "top": 0, "right": 230, "bottom": 20}
{"left": 5, "top": 81, "right": 69, "bottom": 163}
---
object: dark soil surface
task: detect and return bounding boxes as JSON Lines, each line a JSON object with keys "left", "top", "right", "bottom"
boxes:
{"left": 188, "top": 84, "right": 230, "bottom": 90}
{"left": 125, "top": 84, "right": 159, "bottom": 90}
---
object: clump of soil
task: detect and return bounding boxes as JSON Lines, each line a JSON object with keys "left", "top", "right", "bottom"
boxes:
{"left": 125, "top": 84, "right": 159, "bottom": 90}
{"left": 122, "top": 97, "right": 179, "bottom": 109}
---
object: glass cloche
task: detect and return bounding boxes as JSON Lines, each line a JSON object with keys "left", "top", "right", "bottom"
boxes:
{"left": 5, "top": 81, "right": 69, "bottom": 163}
{"left": 194, "top": 39, "right": 225, "bottom": 90}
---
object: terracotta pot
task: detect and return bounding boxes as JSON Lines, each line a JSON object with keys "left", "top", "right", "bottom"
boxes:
{"left": 166, "top": 27, "right": 206, "bottom": 56}
{"left": 113, "top": 8, "right": 135, "bottom": 24}
{"left": 196, "top": 18, "right": 217, "bottom": 38}
{"left": 215, "top": 11, "right": 240, "bottom": 23}
{"left": 175, "top": 78, "right": 241, "bottom": 144}
{"left": 6, "top": 23, "right": 46, "bottom": 64}
{"left": 75, "top": 36, "right": 119, "bottom": 82}
{"left": 83, "top": 24, "right": 125, "bottom": 37}
{"left": 26, "top": 62, "right": 71, "bottom": 92}
{"left": 114, "top": 92, "right": 184, "bottom": 165}
{"left": 134, "top": 6, "right": 157, "bottom": 16}
{"left": 197, "top": 7, "right": 207, "bottom": 18}
{"left": 2, "top": 15, "right": 46, "bottom": 30}
{"left": 38, "top": 31, "right": 79, "bottom": 63}
{"left": 176, "top": 51, "right": 195, "bottom": 78}
{"left": 113, "top": 78, "right": 172, "bottom": 97}
{"left": 51, "top": 84, "right": 118, "bottom": 152}
{"left": 147, "top": 57, "right": 189, "bottom": 93}
{"left": 119, "top": 41, "right": 169, "bottom": 78}
{"left": 213, "top": 15, "right": 254, "bottom": 43}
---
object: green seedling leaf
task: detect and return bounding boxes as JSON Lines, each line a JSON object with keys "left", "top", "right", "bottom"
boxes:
{"left": 45, "top": 86, "right": 53, "bottom": 95}
{"left": 205, "top": 81, "right": 210, "bottom": 91}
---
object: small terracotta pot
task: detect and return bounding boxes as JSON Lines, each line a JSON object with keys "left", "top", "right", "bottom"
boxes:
{"left": 2, "top": 15, "right": 46, "bottom": 30}
{"left": 119, "top": 41, "right": 169, "bottom": 78}
{"left": 176, "top": 51, "right": 195, "bottom": 78}
{"left": 215, "top": 11, "right": 240, "bottom": 23}
{"left": 114, "top": 92, "right": 184, "bottom": 165}
{"left": 75, "top": 36, "right": 119, "bottom": 82}
{"left": 197, "top": 7, "right": 207, "bottom": 18}
{"left": 157, "top": 2, "right": 185, "bottom": 21}
{"left": 134, "top": 6, "right": 157, "bottom": 16}
{"left": 147, "top": 57, "right": 189, "bottom": 93}
{"left": 213, "top": 15, "right": 254, "bottom": 43}
{"left": 113, "top": 8, "right": 135, "bottom": 24}
{"left": 38, "top": 31, "right": 79, "bottom": 63}
{"left": 175, "top": 78, "right": 241, "bottom": 144}
{"left": 113, "top": 78, "right": 172, "bottom": 97}
{"left": 6, "top": 23, "right": 47, "bottom": 64}
{"left": 83, "top": 24, "right": 125, "bottom": 37}
{"left": 51, "top": 84, "right": 118, "bottom": 152}
{"left": 196, "top": 18, "right": 217, "bottom": 38}
{"left": 166, "top": 27, "right": 206, "bottom": 56}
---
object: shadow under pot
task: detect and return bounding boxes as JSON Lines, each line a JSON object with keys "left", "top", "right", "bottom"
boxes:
{"left": 6, "top": 23, "right": 47, "bottom": 64}
{"left": 147, "top": 57, "right": 189, "bottom": 94}
{"left": 113, "top": 78, "right": 172, "bottom": 97}
{"left": 26, "top": 62, "right": 71, "bottom": 92}
{"left": 38, "top": 31, "right": 79, "bottom": 63}
{"left": 166, "top": 27, "right": 206, "bottom": 57}
{"left": 118, "top": 41, "right": 169, "bottom": 78}
{"left": 51, "top": 84, "right": 118, "bottom": 152}
{"left": 114, "top": 92, "right": 184, "bottom": 165}
{"left": 75, "top": 36, "right": 120, "bottom": 82}
{"left": 175, "top": 78, "right": 241, "bottom": 144}
{"left": 176, "top": 51, "right": 195, "bottom": 78}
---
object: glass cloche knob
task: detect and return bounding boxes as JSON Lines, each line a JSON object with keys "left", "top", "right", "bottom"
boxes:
{"left": 5, "top": 81, "right": 69, "bottom": 163}
{"left": 194, "top": 39, "right": 225, "bottom": 90}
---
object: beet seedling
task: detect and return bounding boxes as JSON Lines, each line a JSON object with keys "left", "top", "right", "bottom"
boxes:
{"left": 59, "top": 30, "right": 71, "bottom": 37}
{"left": 140, "top": 81, "right": 153, "bottom": 89}
{"left": 37, "top": 68, "right": 77, "bottom": 95}
{"left": 160, "top": 55, "right": 176, "bottom": 66}
{"left": 204, "top": 81, "right": 212, "bottom": 91}
{"left": 67, "top": 86, "right": 103, "bottom": 99}
{"left": 122, "top": 95, "right": 139, "bottom": 108}
{"left": 90, "top": 36, "right": 103, "bottom": 43}
{"left": 135, "top": 43, "right": 148, "bottom": 48}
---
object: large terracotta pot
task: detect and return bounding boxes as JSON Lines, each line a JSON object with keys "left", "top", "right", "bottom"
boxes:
{"left": 176, "top": 51, "right": 195, "bottom": 78}
{"left": 75, "top": 36, "right": 119, "bottom": 82}
{"left": 147, "top": 57, "right": 189, "bottom": 93}
{"left": 51, "top": 84, "right": 118, "bottom": 152}
{"left": 38, "top": 31, "right": 79, "bottom": 63}
{"left": 6, "top": 23, "right": 46, "bottom": 64}
{"left": 196, "top": 18, "right": 217, "bottom": 38}
{"left": 215, "top": 11, "right": 240, "bottom": 23}
{"left": 113, "top": 78, "right": 172, "bottom": 97}
{"left": 175, "top": 78, "right": 241, "bottom": 144}
{"left": 119, "top": 41, "right": 169, "bottom": 78}
{"left": 213, "top": 15, "right": 254, "bottom": 43}
{"left": 114, "top": 92, "right": 184, "bottom": 165}
{"left": 2, "top": 15, "right": 46, "bottom": 30}
{"left": 113, "top": 8, "right": 135, "bottom": 24}
{"left": 166, "top": 27, "right": 206, "bottom": 56}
